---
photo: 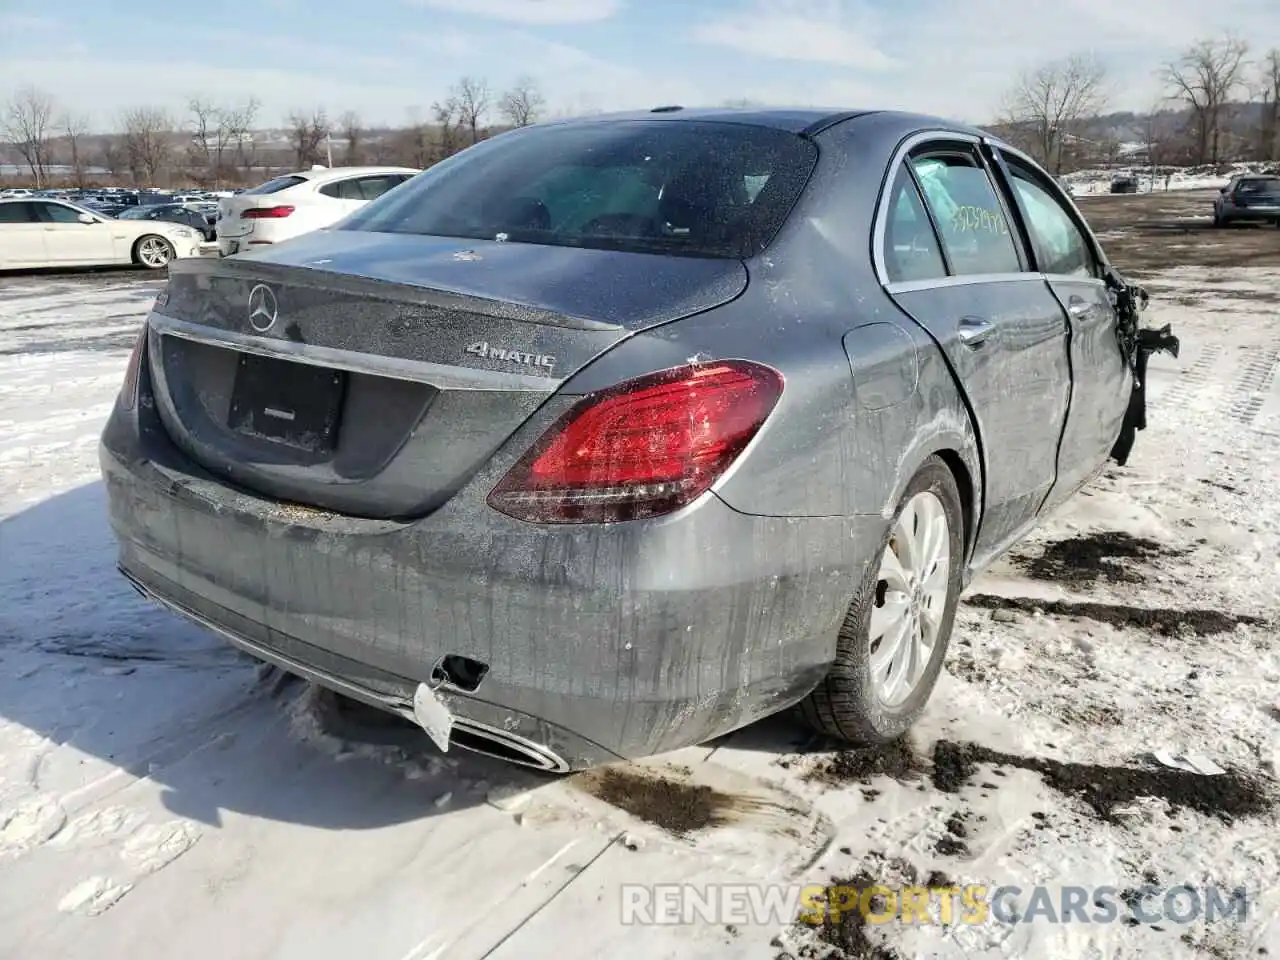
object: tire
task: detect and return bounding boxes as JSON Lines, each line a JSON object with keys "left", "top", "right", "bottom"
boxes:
{"left": 799, "top": 456, "right": 964, "bottom": 744}
{"left": 133, "top": 234, "right": 175, "bottom": 270}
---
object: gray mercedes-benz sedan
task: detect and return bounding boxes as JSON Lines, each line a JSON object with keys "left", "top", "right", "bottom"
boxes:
{"left": 100, "top": 107, "right": 1175, "bottom": 771}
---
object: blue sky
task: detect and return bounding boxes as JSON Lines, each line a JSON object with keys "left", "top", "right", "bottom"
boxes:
{"left": 0, "top": 0, "right": 1273, "bottom": 130}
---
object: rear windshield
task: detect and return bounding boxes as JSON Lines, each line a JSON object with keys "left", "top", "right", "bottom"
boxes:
{"left": 339, "top": 120, "right": 819, "bottom": 259}
{"left": 1238, "top": 178, "right": 1280, "bottom": 194}
{"left": 243, "top": 175, "right": 307, "bottom": 196}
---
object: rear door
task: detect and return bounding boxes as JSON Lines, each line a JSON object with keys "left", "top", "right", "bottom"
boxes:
{"left": 989, "top": 146, "right": 1129, "bottom": 508}
{"left": 880, "top": 139, "right": 1071, "bottom": 564}
{"left": 0, "top": 201, "right": 48, "bottom": 267}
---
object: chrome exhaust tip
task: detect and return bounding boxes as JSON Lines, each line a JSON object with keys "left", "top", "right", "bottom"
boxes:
{"left": 448, "top": 718, "right": 570, "bottom": 773}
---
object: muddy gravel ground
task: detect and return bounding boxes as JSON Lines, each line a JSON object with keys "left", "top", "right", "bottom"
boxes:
{"left": 1078, "top": 189, "right": 1280, "bottom": 274}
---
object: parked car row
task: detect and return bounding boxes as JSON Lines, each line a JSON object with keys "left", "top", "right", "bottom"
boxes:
{"left": 0, "top": 167, "right": 426, "bottom": 270}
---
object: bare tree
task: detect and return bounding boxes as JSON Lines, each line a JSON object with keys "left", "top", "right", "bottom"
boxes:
{"left": 1162, "top": 37, "right": 1250, "bottom": 166}
{"left": 498, "top": 77, "right": 545, "bottom": 128}
{"left": 99, "top": 139, "right": 126, "bottom": 181}
{"left": 186, "top": 97, "right": 219, "bottom": 178}
{"left": 287, "top": 108, "right": 330, "bottom": 168}
{"left": 1138, "top": 107, "right": 1179, "bottom": 186}
{"left": 338, "top": 111, "right": 363, "bottom": 164}
{"left": 431, "top": 98, "right": 463, "bottom": 160}
{"left": 59, "top": 113, "right": 90, "bottom": 189}
{"left": 399, "top": 107, "right": 434, "bottom": 168}
{"left": 451, "top": 76, "right": 491, "bottom": 144}
{"left": 1, "top": 86, "right": 57, "bottom": 187}
{"left": 121, "top": 107, "right": 174, "bottom": 186}
{"left": 1001, "top": 54, "right": 1109, "bottom": 174}
{"left": 1256, "top": 48, "right": 1280, "bottom": 162}
{"left": 227, "top": 98, "right": 260, "bottom": 179}
{"left": 1096, "top": 132, "right": 1123, "bottom": 169}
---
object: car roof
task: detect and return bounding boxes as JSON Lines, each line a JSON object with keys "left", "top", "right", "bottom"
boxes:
{"left": 290, "top": 166, "right": 420, "bottom": 183}
{"left": 529, "top": 106, "right": 993, "bottom": 139}
{"left": 537, "top": 106, "right": 873, "bottom": 134}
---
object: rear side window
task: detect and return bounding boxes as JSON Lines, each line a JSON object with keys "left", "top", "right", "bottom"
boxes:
{"left": 1003, "top": 159, "right": 1096, "bottom": 278}
{"left": 340, "top": 121, "right": 819, "bottom": 259}
{"left": 355, "top": 175, "right": 407, "bottom": 200}
{"left": 910, "top": 148, "right": 1021, "bottom": 276}
{"left": 319, "top": 179, "right": 363, "bottom": 200}
{"left": 243, "top": 175, "right": 307, "bottom": 196}
{"left": 882, "top": 168, "right": 947, "bottom": 283}
{"left": 0, "top": 202, "right": 36, "bottom": 223}
{"left": 321, "top": 175, "right": 408, "bottom": 201}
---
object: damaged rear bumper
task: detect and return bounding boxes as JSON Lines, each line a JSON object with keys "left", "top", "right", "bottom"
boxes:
{"left": 99, "top": 389, "right": 873, "bottom": 771}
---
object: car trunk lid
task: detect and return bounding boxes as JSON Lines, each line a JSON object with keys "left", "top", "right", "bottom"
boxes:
{"left": 147, "top": 229, "right": 748, "bottom": 519}
{"left": 216, "top": 186, "right": 308, "bottom": 239}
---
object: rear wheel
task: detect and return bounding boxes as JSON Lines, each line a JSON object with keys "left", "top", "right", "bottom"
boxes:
{"left": 799, "top": 456, "right": 964, "bottom": 743}
{"left": 134, "top": 235, "right": 174, "bottom": 270}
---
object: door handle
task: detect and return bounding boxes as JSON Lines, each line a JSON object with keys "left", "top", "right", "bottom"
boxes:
{"left": 957, "top": 316, "right": 996, "bottom": 347}
{"left": 1067, "top": 297, "right": 1092, "bottom": 317}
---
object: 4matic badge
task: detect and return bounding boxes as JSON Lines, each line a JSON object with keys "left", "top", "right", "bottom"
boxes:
{"left": 465, "top": 341, "right": 556, "bottom": 372}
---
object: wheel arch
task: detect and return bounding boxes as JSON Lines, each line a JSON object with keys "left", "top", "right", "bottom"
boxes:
{"left": 131, "top": 232, "right": 173, "bottom": 265}
{"left": 883, "top": 428, "right": 983, "bottom": 574}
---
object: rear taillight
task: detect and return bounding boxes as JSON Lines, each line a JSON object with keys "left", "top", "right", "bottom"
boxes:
{"left": 487, "top": 360, "right": 784, "bottom": 524}
{"left": 241, "top": 205, "right": 294, "bottom": 219}
{"left": 119, "top": 322, "right": 147, "bottom": 411}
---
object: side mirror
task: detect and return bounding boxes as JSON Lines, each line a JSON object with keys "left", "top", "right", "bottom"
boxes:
{"left": 1219, "top": 187, "right": 1227, "bottom": 194}
{"left": 77, "top": 212, "right": 96, "bottom": 224}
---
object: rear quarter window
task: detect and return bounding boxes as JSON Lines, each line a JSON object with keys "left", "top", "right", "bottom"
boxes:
{"left": 338, "top": 121, "right": 819, "bottom": 259}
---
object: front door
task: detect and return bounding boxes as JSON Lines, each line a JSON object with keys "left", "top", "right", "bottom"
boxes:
{"left": 33, "top": 201, "right": 116, "bottom": 265}
{"left": 880, "top": 140, "right": 1071, "bottom": 564}
{"left": 990, "top": 148, "right": 1131, "bottom": 509}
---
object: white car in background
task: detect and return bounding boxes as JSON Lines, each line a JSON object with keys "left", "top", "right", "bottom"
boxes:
{"left": 0, "top": 197, "right": 205, "bottom": 271}
{"left": 216, "top": 166, "right": 419, "bottom": 256}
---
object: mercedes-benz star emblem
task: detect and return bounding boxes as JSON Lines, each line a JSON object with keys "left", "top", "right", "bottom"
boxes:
{"left": 247, "top": 284, "right": 278, "bottom": 333}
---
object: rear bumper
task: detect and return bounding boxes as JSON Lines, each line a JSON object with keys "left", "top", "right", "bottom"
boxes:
{"left": 100, "top": 390, "right": 877, "bottom": 769}
{"left": 217, "top": 236, "right": 269, "bottom": 256}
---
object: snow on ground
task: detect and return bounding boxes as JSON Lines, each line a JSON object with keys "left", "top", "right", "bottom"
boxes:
{"left": 0, "top": 266, "right": 1277, "bottom": 959}
{"left": 1064, "top": 161, "right": 1279, "bottom": 197}
{"left": 1067, "top": 171, "right": 1230, "bottom": 196}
